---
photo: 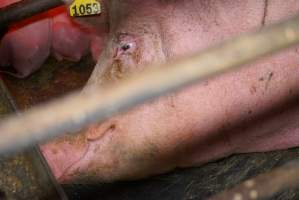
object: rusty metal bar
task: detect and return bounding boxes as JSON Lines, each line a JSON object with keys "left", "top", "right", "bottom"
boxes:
{"left": 209, "top": 159, "right": 299, "bottom": 200}
{"left": 0, "top": 79, "right": 68, "bottom": 199}
{"left": 0, "top": 0, "right": 64, "bottom": 26}
{"left": 1, "top": 14, "right": 299, "bottom": 155}
{"left": 0, "top": 0, "right": 64, "bottom": 39}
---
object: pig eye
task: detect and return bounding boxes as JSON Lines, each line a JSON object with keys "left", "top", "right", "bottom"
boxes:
{"left": 121, "top": 43, "right": 133, "bottom": 51}
{"left": 114, "top": 33, "right": 137, "bottom": 58}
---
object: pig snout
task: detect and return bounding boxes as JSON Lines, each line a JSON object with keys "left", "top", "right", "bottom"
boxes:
{"left": 13, "top": 0, "right": 299, "bottom": 184}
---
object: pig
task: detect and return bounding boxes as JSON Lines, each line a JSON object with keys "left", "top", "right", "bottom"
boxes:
{"left": 0, "top": 1, "right": 105, "bottom": 77}
{"left": 0, "top": 16, "right": 52, "bottom": 77}
{"left": 3, "top": 0, "right": 299, "bottom": 184}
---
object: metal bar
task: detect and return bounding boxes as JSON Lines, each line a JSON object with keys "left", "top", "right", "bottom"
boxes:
{"left": 0, "top": 0, "right": 64, "bottom": 38}
{"left": 0, "top": 79, "right": 68, "bottom": 199}
{"left": 209, "top": 159, "right": 299, "bottom": 200}
{"left": 1, "top": 14, "right": 299, "bottom": 155}
{"left": 0, "top": 0, "right": 64, "bottom": 26}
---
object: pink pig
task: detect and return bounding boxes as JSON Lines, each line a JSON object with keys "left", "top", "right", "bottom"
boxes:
{"left": 2, "top": 0, "right": 299, "bottom": 185}
{"left": 0, "top": 0, "right": 105, "bottom": 77}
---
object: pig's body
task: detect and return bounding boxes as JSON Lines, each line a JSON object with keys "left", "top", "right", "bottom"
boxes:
{"left": 0, "top": 17, "right": 51, "bottom": 77}
{"left": 0, "top": 1, "right": 103, "bottom": 77}
{"left": 2, "top": 0, "right": 299, "bottom": 183}
{"left": 51, "top": 11, "right": 90, "bottom": 62}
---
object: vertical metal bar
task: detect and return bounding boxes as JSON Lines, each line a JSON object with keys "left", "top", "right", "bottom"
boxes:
{"left": 0, "top": 79, "right": 67, "bottom": 199}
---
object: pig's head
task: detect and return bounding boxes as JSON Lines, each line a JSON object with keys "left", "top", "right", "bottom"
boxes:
{"left": 41, "top": 0, "right": 181, "bottom": 183}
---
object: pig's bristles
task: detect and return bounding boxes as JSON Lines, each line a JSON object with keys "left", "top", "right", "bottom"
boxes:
{"left": 1, "top": 14, "right": 299, "bottom": 156}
